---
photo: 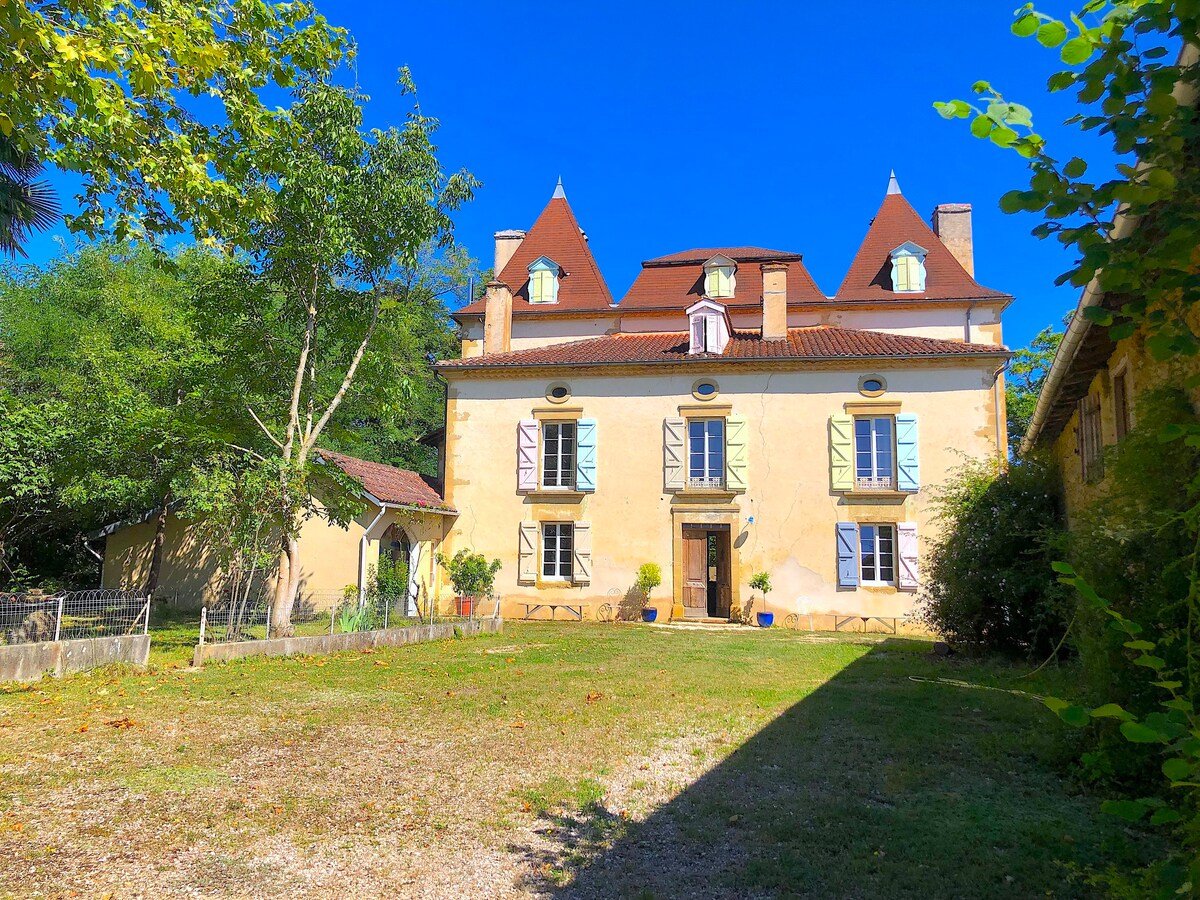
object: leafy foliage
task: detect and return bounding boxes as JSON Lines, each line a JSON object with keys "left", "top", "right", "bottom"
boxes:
{"left": 917, "top": 457, "right": 1070, "bottom": 658}
{"left": 1006, "top": 322, "right": 1065, "bottom": 457}
{"left": 0, "top": 134, "right": 59, "bottom": 257}
{"left": 2, "top": 0, "right": 349, "bottom": 243}
{"left": 435, "top": 549, "right": 501, "bottom": 599}
{"left": 634, "top": 563, "right": 662, "bottom": 603}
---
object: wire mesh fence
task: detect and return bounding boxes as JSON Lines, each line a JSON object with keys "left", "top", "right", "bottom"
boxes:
{"left": 0, "top": 590, "right": 150, "bottom": 646}
{"left": 199, "top": 587, "right": 499, "bottom": 644}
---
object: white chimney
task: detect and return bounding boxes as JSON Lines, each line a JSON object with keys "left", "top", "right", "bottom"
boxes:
{"left": 932, "top": 204, "right": 973, "bottom": 276}
{"left": 493, "top": 229, "right": 526, "bottom": 277}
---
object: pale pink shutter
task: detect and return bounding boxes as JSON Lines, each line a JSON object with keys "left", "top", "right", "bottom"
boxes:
{"left": 517, "top": 420, "right": 538, "bottom": 493}
{"left": 897, "top": 522, "right": 919, "bottom": 591}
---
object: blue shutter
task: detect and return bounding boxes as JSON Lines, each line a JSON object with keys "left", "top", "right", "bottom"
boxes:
{"left": 576, "top": 418, "right": 597, "bottom": 492}
{"left": 836, "top": 522, "right": 859, "bottom": 588}
{"left": 896, "top": 413, "right": 920, "bottom": 492}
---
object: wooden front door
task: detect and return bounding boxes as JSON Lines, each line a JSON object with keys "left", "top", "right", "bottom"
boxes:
{"left": 682, "top": 528, "right": 708, "bottom": 617}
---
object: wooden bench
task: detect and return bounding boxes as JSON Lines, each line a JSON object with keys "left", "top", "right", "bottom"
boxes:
{"left": 519, "top": 603, "right": 585, "bottom": 621}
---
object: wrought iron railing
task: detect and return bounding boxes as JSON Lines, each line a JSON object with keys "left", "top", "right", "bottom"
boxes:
{"left": 688, "top": 475, "right": 725, "bottom": 490}
{"left": 855, "top": 475, "right": 894, "bottom": 492}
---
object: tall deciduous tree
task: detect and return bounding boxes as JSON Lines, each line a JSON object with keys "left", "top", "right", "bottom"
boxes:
{"left": 208, "top": 76, "right": 475, "bottom": 636}
{"left": 1, "top": 0, "right": 349, "bottom": 244}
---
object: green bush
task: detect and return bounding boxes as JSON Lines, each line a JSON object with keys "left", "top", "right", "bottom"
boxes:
{"left": 634, "top": 563, "right": 662, "bottom": 601}
{"left": 917, "top": 455, "right": 1069, "bottom": 657}
{"left": 435, "top": 548, "right": 501, "bottom": 598}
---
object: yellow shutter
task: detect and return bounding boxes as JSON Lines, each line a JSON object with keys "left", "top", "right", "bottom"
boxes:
{"left": 830, "top": 415, "right": 853, "bottom": 491}
{"left": 572, "top": 521, "right": 592, "bottom": 585}
{"left": 725, "top": 415, "right": 748, "bottom": 492}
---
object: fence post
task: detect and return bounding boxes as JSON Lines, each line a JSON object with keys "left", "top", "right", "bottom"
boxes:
{"left": 330, "top": 600, "right": 337, "bottom": 635}
{"left": 53, "top": 595, "right": 64, "bottom": 642}
{"left": 143, "top": 594, "right": 151, "bottom": 635}
{"left": 382, "top": 593, "right": 390, "bottom": 630}
{"left": 265, "top": 604, "right": 271, "bottom": 640}
{"left": 199, "top": 607, "right": 207, "bottom": 646}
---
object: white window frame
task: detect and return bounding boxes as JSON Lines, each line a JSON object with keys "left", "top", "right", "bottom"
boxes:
{"left": 542, "top": 522, "right": 574, "bottom": 581}
{"left": 687, "top": 418, "right": 725, "bottom": 490}
{"left": 854, "top": 416, "right": 895, "bottom": 491}
{"left": 859, "top": 523, "right": 896, "bottom": 586}
{"left": 705, "top": 265, "right": 735, "bottom": 299}
{"left": 541, "top": 421, "right": 576, "bottom": 491}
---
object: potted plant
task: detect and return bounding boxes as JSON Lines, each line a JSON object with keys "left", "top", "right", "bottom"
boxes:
{"left": 435, "top": 549, "right": 502, "bottom": 617}
{"left": 634, "top": 563, "right": 662, "bottom": 623}
{"left": 749, "top": 571, "right": 773, "bottom": 627}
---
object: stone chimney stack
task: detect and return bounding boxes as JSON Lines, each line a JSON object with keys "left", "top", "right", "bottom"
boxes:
{"left": 761, "top": 263, "right": 788, "bottom": 341}
{"left": 932, "top": 204, "right": 973, "bottom": 276}
{"left": 493, "top": 229, "right": 526, "bottom": 278}
{"left": 483, "top": 280, "right": 513, "bottom": 356}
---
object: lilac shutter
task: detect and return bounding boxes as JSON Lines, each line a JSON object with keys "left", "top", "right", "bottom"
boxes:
{"left": 836, "top": 522, "right": 858, "bottom": 588}
{"left": 517, "top": 419, "right": 538, "bottom": 493}
{"left": 898, "top": 522, "right": 919, "bottom": 591}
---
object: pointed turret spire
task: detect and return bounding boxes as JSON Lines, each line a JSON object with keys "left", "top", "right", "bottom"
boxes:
{"left": 551, "top": 176, "right": 566, "bottom": 199}
{"left": 886, "top": 170, "right": 901, "bottom": 195}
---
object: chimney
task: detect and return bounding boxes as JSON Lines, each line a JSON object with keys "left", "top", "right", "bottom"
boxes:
{"left": 483, "top": 280, "right": 512, "bottom": 355}
{"left": 493, "top": 229, "right": 525, "bottom": 278}
{"left": 761, "top": 263, "right": 788, "bottom": 341}
{"left": 932, "top": 204, "right": 973, "bottom": 276}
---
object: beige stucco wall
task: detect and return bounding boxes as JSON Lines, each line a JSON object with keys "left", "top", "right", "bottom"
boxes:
{"left": 102, "top": 502, "right": 449, "bottom": 611}
{"left": 441, "top": 361, "right": 1004, "bottom": 623}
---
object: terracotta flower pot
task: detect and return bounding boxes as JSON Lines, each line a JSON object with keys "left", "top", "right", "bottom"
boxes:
{"left": 456, "top": 596, "right": 477, "bottom": 617}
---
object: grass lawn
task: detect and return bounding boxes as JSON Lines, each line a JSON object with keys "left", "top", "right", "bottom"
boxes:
{"left": 0, "top": 620, "right": 1150, "bottom": 898}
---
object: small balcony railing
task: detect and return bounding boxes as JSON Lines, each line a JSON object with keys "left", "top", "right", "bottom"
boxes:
{"left": 688, "top": 475, "right": 725, "bottom": 490}
{"left": 855, "top": 475, "right": 894, "bottom": 492}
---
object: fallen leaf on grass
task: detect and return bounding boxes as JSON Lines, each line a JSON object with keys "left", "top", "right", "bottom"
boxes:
{"left": 373, "top": 661, "right": 389, "bottom": 668}
{"left": 509, "top": 721, "right": 526, "bottom": 729}
{"left": 521, "top": 801, "right": 533, "bottom": 813}
{"left": 75, "top": 723, "right": 89, "bottom": 733}
{"left": 104, "top": 718, "right": 137, "bottom": 729}
{"left": 585, "top": 691, "right": 603, "bottom": 703}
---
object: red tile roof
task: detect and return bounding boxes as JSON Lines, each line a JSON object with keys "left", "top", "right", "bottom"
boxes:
{"left": 318, "top": 451, "right": 455, "bottom": 512}
{"left": 457, "top": 195, "right": 613, "bottom": 316}
{"left": 437, "top": 326, "right": 1007, "bottom": 371}
{"left": 619, "top": 247, "right": 827, "bottom": 311}
{"left": 836, "top": 192, "right": 1009, "bottom": 302}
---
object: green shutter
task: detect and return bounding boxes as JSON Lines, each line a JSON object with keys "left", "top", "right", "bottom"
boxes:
{"left": 830, "top": 415, "right": 853, "bottom": 491}
{"left": 725, "top": 416, "right": 748, "bottom": 492}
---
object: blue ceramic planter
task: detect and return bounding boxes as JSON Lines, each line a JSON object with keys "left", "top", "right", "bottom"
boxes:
{"left": 756, "top": 612, "right": 774, "bottom": 628}
{"left": 642, "top": 608, "right": 658, "bottom": 623}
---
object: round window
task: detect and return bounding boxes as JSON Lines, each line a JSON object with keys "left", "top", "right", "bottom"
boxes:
{"left": 546, "top": 382, "right": 572, "bottom": 404}
{"left": 696, "top": 382, "right": 717, "bottom": 396}
{"left": 858, "top": 375, "right": 887, "bottom": 397}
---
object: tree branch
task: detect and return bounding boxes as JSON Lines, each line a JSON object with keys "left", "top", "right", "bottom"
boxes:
{"left": 247, "top": 406, "right": 283, "bottom": 449}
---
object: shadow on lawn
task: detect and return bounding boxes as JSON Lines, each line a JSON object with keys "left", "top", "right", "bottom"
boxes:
{"left": 516, "top": 638, "right": 1138, "bottom": 900}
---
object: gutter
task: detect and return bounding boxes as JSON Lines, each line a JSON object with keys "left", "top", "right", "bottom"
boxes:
{"left": 1021, "top": 42, "right": 1199, "bottom": 457}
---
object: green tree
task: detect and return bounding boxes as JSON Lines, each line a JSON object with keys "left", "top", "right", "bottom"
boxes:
{"left": 203, "top": 77, "right": 475, "bottom": 636}
{"left": 0, "top": 242, "right": 234, "bottom": 592}
{"left": 1006, "top": 322, "right": 1065, "bottom": 456}
{"left": 2, "top": 0, "right": 349, "bottom": 245}
{"left": 0, "top": 134, "right": 59, "bottom": 257}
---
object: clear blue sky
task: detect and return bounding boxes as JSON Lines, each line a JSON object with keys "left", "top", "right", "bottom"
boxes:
{"left": 26, "top": 0, "right": 1121, "bottom": 350}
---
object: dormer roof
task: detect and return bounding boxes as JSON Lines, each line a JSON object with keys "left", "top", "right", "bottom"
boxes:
{"left": 620, "top": 247, "right": 826, "bottom": 311}
{"left": 456, "top": 186, "right": 612, "bottom": 317}
{"left": 836, "top": 190, "right": 1009, "bottom": 302}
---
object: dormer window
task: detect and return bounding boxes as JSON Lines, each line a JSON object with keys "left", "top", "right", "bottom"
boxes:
{"left": 528, "top": 256, "right": 560, "bottom": 303}
{"left": 702, "top": 254, "right": 737, "bottom": 300}
{"left": 686, "top": 299, "right": 731, "bottom": 355}
{"left": 889, "top": 242, "right": 927, "bottom": 293}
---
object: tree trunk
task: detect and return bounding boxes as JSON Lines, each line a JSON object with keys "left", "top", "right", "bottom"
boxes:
{"left": 143, "top": 497, "right": 170, "bottom": 598}
{"left": 270, "top": 533, "right": 299, "bottom": 637}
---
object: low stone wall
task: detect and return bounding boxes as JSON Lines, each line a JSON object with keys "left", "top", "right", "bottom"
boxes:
{"left": 0, "top": 634, "right": 151, "bottom": 683}
{"left": 192, "top": 618, "right": 503, "bottom": 667}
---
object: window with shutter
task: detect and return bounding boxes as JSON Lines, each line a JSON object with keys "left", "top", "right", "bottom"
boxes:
{"left": 859, "top": 524, "right": 896, "bottom": 585}
{"left": 854, "top": 417, "right": 894, "bottom": 490}
{"left": 542, "top": 522, "right": 573, "bottom": 580}
{"left": 1078, "top": 394, "right": 1104, "bottom": 482}
{"left": 541, "top": 421, "right": 576, "bottom": 490}
{"left": 687, "top": 419, "right": 724, "bottom": 489}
